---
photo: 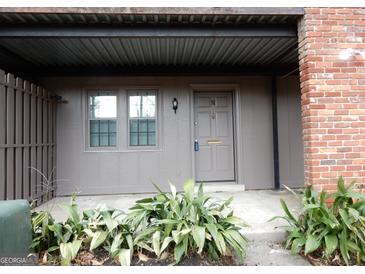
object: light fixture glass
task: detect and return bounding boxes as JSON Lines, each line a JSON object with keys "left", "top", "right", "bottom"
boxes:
{"left": 172, "top": 98, "right": 178, "bottom": 114}
{"left": 339, "top": 48, "right": 365, "bottom": 60}
{"left": 339, "top": 48, "right": 353, "bottom": 60}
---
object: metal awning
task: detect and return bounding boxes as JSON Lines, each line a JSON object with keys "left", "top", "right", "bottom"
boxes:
{"left": 0, "top": 8, "right": 301, "bottom": 76}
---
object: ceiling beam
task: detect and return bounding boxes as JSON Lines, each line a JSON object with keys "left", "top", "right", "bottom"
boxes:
{"left": 0, "top": 25, "right": 297, "bottom": 38}
{"left": 10, "top": 64, "right": 299, "bottom": 78}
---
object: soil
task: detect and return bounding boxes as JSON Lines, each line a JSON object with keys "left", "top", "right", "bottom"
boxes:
{"left": 131, "top": 251, "right": 238, "bottom": 266}
{"left": 276, "top": 240, "right": 364, "bottom": 266}
{"left": 299, "top": 249, "right": 364, "bottom": 266}
{"left": 38, "top": 248, "right": 241, "bottom": 266}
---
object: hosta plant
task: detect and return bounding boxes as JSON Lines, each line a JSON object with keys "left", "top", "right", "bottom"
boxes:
{"left": 82, "top": 206, "right": 134, "bottom": 265}
{"left": 125, "top": 179, "right": 248, "bottom": 264}
{"left": 31, "top": 195, "right": 133, "bottom": 266}
{"left": 272, "top": 177, "right": 365, "bottom": 265}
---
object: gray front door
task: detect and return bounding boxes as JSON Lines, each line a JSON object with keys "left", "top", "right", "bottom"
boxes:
{"left": 194, "top": 92, "right": 235, "bottom": 182}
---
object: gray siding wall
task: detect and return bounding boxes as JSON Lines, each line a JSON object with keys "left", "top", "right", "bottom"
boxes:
{"left": 277, "top": 76, "right": 305, "bottom": 188}
{"left": 39, "top": 76, "right": 303, "bottom": 195}
{"left": 240, "top": 78, "right": 274, "bottom": 189}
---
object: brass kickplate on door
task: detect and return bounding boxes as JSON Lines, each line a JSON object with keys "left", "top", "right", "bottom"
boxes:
{"left": 207, "top": 140, "right": 222, "bottom": 144}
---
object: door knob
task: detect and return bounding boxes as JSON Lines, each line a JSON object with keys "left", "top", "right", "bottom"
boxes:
{"left": 194, "top": 139, "right": 199, "bottom": 151}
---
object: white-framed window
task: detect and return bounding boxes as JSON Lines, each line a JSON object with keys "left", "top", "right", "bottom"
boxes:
{"left": 88, "top": 91, "right": 117, "bottom": 148}
{"left": 128, "top": 90, "right": 157, "bottom": 147}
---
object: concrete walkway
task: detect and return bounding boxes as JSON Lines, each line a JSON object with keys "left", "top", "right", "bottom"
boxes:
{"left": 36, "top": 186, "right": 310, "bottom": 266}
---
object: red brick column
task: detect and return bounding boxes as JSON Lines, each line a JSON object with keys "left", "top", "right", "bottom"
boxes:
{"left": 298, "top": 8, "right": 365, "bottom": 191}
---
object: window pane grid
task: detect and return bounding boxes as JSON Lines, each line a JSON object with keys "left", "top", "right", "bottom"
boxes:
{"left": 129, "top": 118, "right": 156, "bottom": 146}
{"left": 90, "top": 120, "right": 117, "bottom": 147}
{"left": 128, "top": 90, "right": 157, "bottom": 147}
{"left": 88, "top": 93, "right": 117, "bottom": 148}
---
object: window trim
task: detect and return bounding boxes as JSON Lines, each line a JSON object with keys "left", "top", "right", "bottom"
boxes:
{"left": 127, "top": 89, "right": 159, "bottom": 149}
{"left": 86, "top": 90, "right": 119, "bottom": 151}
{"left": 83, "top": 86, "right": 162, "bottom": 153}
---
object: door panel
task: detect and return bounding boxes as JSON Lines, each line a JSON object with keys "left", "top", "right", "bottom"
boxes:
{"left": 197, "top": 96, "right": 211, "bottom": 107}
{"left": 197, "top": 145, "right": 213, "bottom": 172}
{"left": 197, "top": 112, "right": 212, "bottom": 137}
{"left": 194, "top": 92, "right": 235, "bottom": 182}
{"left": 216, "top": 145, "right": 232, "bottom": 171}
{"left": 216, "top": 96, "right": 228, "bottom": 107}
{"left": 215, "top": 111, "right": 229, "bottom": 137}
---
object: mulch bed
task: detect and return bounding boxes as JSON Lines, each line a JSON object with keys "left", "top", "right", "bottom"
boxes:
{"left": 38, "top": 248, "right": 241, "bottom": 266}
{"left": 274, "top": 241, "right": 364, "bottom": 266}
{"left": 299, "top": 249, "right": 364, "bottom": 266}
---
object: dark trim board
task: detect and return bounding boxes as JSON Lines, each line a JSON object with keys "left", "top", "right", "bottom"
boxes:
{"left": 272, "top": 75, "right": 280, "bottom": 190}
{"left": 0, "top": 25, "right": 297, "bottom": 38}
{"left": 4, "top": 65, "right": 300, "bottom": 79}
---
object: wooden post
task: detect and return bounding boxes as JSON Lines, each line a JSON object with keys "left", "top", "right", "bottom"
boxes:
{"left": 23, "top": 81, "right": 31, "bottom": 200}
{"left": 6, "top": 73, "right": 15, "bottom": 200}
{"left": 0, "top": 70, "right": 6, "bottom": 200}
{"left": 15, "top": 77, "right": 24, "bottom": 198}
{"left": 30, "top": 83, "right": 37, "bottom": 201}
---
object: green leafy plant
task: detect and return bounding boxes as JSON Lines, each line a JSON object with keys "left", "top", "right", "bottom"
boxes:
{"left": 31, "top": 196, "right": 133, "bottom": 266}
{"left": 32, "top": 179, "right": 248, "bottom": 266}
{"left": 272, "top": 177, "right": 365, "bottom": 265}
{"left": 125, "top": 179, "right": 248, "bottom": 264}
{"left": 82, "top": 206, "right": 134, "bottom": 265}
{"left": 60, "top": 239, "right": 82, "bottom": 265}
{"left": 31, "top": 210, "right": 58, "bottom": 253}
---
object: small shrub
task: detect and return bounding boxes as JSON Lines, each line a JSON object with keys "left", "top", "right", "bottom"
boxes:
{"left": 272, "top": 177, "right": 365, "bottom": 265}
{"left": 124, "top": 179, "right": 248, "bottom": 264}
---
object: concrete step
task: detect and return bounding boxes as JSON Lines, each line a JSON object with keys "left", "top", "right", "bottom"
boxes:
{"left": 245, "top": 230, "right": 287, "bottom": 243}
{"left": 199, "top": 183, "right": 245, "bottom": 193}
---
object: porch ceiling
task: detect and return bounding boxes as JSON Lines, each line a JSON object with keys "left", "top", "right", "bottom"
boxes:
{"left": 0, "top": 9, "right": 300, "bottom": 76}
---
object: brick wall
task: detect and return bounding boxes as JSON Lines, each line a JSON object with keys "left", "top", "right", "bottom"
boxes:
{"left": 298, "top": 8, "right": 365, "bottom": 191}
